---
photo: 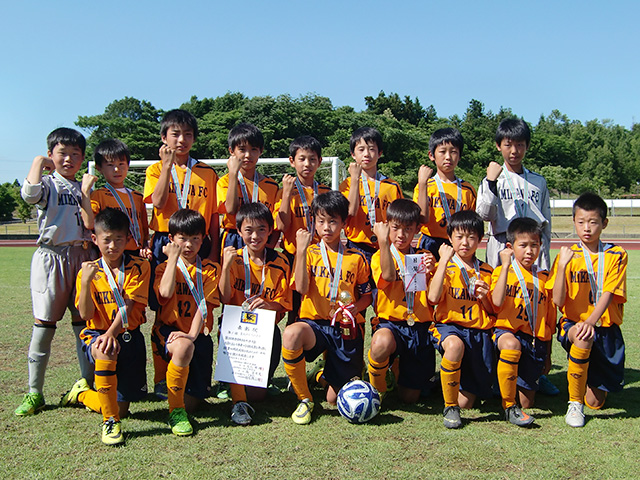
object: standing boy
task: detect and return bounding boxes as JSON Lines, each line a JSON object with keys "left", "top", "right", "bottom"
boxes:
{"left": 551, "top": 193, "right": 627, "bottom": 427}
{"left": 16, "top": 128, "right": 97, "bottom": 416}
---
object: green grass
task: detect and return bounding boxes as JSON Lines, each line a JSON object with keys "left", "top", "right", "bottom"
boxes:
{"left": 1, "top": 247, "right": 639, "bottom": 479}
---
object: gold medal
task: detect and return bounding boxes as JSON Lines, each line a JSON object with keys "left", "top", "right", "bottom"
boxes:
{"left": 595, "top": 319, "right": 602, "bottom": 327}
{"left": 405, "top": 311, "right": 416, "bottom": 326}
{"left": 203, "top": 326, "right": 210, "bottom": 336}
{"left": 339, "top": 290, "right": 353, "bottom": 305}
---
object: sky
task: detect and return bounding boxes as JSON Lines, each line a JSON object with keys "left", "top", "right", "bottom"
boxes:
{"left": 1, "top": 0, "right": 639, "bottom": 184}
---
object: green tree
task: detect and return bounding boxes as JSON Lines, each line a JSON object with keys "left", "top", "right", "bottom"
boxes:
{"left": 0, "top": 183, "right": 17, "bottom": 221}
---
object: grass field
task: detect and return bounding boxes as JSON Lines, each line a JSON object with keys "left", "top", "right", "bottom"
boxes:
{"left": 1, "top": 247, "right": 639, "bottom": 479}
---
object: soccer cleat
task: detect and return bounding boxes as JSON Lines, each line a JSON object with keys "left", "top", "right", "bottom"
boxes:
{"left": 169, "top": 408, "right": 193, "bottom": 436}
{"left": 214, "top": 382, "right": 230, "bottom": 399}
{"left": 60, "top": 378, "right": 90, "bottom": 406}
{"left": 443, "top": 406, "right": 462, "bottom": 429}
{"left": 15, "top": 392, "right": 45, "bottom": 416}
{"left": 565, "top": 401, "right": 585, "bottom": 427}
{"left": 291, "top": 399, "right": 314, "bottom": 425}
{"left": 538, "top": 375, "right": 560, "bottom": 396}
{"left": 505, "top": 405, "right": 535, "bottom": 427}
{"left": 231, "top": 401, "right": 255, "bottom": 426}
{"left": 101, "top": 417, "right": 124, "bottom": 446}
{"left": 307, "top": 360, "right": 325, "bottom": 390}
{"left": 154, "top": 380, "right": 168, "bottom": 401}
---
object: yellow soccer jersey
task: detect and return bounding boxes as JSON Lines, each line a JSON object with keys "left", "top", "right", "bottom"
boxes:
{"left": 91, "top": 187, "right": 150, "bottom": 251}
{"left": 371, "top": 249, "right": 433, "bottom": 323}
{"left": 143, "top": 160, "right": 218, "bottom": 233}
{"left": 431, "top": 258, "right": 494, "bottom": 329}
{"left": 412, "top": 178, "right": 476, "bottom": 240}
{"left": 226, "top": 248, "right": 292, "bottom": 321}
{"left": 339, "top": 174, "right": 403, "bottom": 247}
{"left": 154, "top": 258, "right": 221, "bottom": 333}
{"left": 549, "top": 243, "right": 627, "bottom": 327}
{"left": 75, "top": 255, "right": 150, "bottom": 331}
{"left": 491, "top": 264, "right": 556, "bottom": 340}
{"left": 273, "top": 182, "right": 332, "bottom": 256}
{"left": 293, "top": 244, "right": 372, "bottom": 323}
{"left": 216, "top": 172, "right": 279, "bottom": 231}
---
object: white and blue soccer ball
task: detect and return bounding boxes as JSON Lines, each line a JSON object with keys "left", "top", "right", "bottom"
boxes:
{"left": 337, "top": 380, "right": 381, "bottom": 424}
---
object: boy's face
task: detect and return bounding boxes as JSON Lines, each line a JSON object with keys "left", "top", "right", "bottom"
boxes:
{"left": 315, "top": 209, "right": 345, "bottom": 247}
{"left": 351, "top": 139, "right": 381, "bottom": 172}
{"left": 497, "top": 138, "right": 528, "bottom": 171}
{"left": 239, "top": 217, "right": 272, "bottom": 255}
{"left": 92, "top": 227, "right": 129, "bottom": 264}
{"left": 97, "top": 156, "right": 129, "bottom": 189}
{"left": 449, "top": 228, "right": 480, "bottom": 261}
{"left": 573, "top": 207, "right": 607, "bottom": 247}
{"left": 389, "top": 220, "right": 418, "bottom": 252}
{"left": 229, "top": 142, "right": 262, "bottom": 174}
{"left": 508, "top": 232, "right": 540, "bottom": 270}
{"left": 162, "top": 125, "right": 195, "bottom": 160}
{"left": 48, "top": 143, "right": 84, "bottom": 180}
{"left": 289, "top": 149, "right": 321, "bottom": 184}
{"left": 429, "top": 142, "right": 460, "bottom": 177}
{"left": 169, "top": 232, "right": 203, "bottom": 264}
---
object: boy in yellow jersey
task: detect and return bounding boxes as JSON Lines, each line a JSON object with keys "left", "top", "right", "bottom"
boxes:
{"left": 282, "top": 191, "right": 372, "bottom": 424}
{"left": 274, "top": 135, "right": 331, "bottom": 323}
{"left": 144, "top": 109, "right": 219, "bottom": 399}
{"left": 551, "top": 193, "right": 627, "bottom": 427}
{"left": 367, "top": 199, "right": 436, "bottom": 403}
{"left": 91, "top": 139, "right": 151, "bottom": 258}
{"left": 62, "top": 208, "right": 150, "bottom": 446}
{"left": 153, "top": 209, "right": 221, "bottom": 436}
{"left": 339, "top": 127, "right": 403, "bottom": 263}
{"left": 413, "top": 128, "right": 476, "bottom": 259}
{"left": 428, "top": 210, "right": 495, "bottom": 429}
{"left": 491, "top": 217, "right": 556, "bottom": 427}
{"left": 220, "top": 202, "right": 292, "bottom": 425}
{"left": 217, "top": 123, "right": 280, "bottom": 251}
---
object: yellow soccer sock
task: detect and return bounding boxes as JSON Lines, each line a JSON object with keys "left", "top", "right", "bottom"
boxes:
{"left": 230, "top": 383, "right": 248, "bottom": 403}
{"left": 283, "top": 347, "right": 312, "bottom": 401}
{"left": 94, "top": 359, "right": 118, "bottom": 421}
{"left": 166, "top": 361, "right": 189, "bottom": 412}
{"left": 78, "top": 390, "right": 101, "bottom": 413}
{"left": 568, "top": 345, "right": 591, "bottom": 403}
{"left": 440, "top": 357, "right": 462, "bottom": 407}
{"left": 497, "top": 349, "right": 521, "bottom": 409}
{"left": 367, "top": 350, "right": 389, "bottom": 395}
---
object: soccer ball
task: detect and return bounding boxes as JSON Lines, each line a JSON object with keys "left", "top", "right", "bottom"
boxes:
{"left": 336, "top": 380, "right": 381, "bottom": 424}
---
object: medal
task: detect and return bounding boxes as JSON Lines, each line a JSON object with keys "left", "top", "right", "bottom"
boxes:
{"left": 176, "top": 256, "right": 208, "bottom": 334}
{"left": 468, "top": 276, "right": 477, "bottom": 298}
{"left": 390, "top": 244, "right": 417, "bottom": 324}
{"left": 100, "top": 257, "right": 128, "bottom": 339}
{"left": 319, "top": 240, "right": 344, "bottom": 318}
{"left": 104, "top": 183, "right": 143, "bottom": 248}
{"left": 433, "top": 174, "right": 462, "bottom": 223}
{"left": 171, "top": 158, "right": 195, "bottom": 209}
{"left": 511, "top": 258, "right": 539, "bottom": 338}
{"left": 122, "top": 331, "right": 132, "bottom": 343}
{"left": 502, "top": 165, "right": 529, "bottom": 218}
{"left": 238, "top": 170, "right": 259, "bottom": 204}
{"left": 370, "top": 234, "right": 378, "bottom": 243}
{"left": 405, "top": 311, "right": 416, "bottom": 326}
{"left": 242, "top": 247, "right": 267, "bottom": 313}
{"left": 329, "top": 302, "right": 336, "bottom": 318}
{"left": 203, "top": 326, "right": 211, "bottom": 336}
{"left": 295, "top": 178, "right": 317, "bottom": 234}
{"left": 361, "top": 172, "right": 381, "bottom": 240}
{"left": 242, "top": 300, "right": 251, "bottom": 311}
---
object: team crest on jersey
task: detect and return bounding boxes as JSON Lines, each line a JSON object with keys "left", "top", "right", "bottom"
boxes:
{"left": 241, "top": 312, "right": 258, "bottom": 324}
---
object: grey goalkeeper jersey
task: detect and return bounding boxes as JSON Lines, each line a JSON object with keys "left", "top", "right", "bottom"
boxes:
{"left": 21, "top": 174, "right": 91, "bottom": 247}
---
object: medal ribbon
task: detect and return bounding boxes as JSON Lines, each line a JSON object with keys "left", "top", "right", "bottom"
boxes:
{"left": 238, "top": 171, "right": 259, "bottom": 204}
{"left": 319, "top": 240, "right": 344, "bottom": 306}
{"left": 390, "top": 244, "right": 415, "bottom": 314}
{"left": 53, "top": 172, "right": 85, "bottom": 233}
{"left": 433, "top": 174, "right": 462, "bottom": 222}
{"left": 177, "top": 256, "right": 207, "bottom": 323}
{"left": 170, "top": 157, "right": 195, "bottom": 209}
{"left": 511, "top": 258, "right": 539, "bottom": 336}
{"left": 451, "top": 255, "right": 480, "bottom": 296}
{"left": 295, "top": 178, "right": 318, "bottom": 233}
{"left": 100, "top": 257, "right": 128, "bottom": 332}
{"left": 104, "top": 183, "right": 142, "bottom": 247}
{"left": 581, "top": 241, "right": 604, "bottom": 305}
{"left": 360, "top": 172, "right": 381, "bottom": 227}
{"left": 242, "top": 247, "right": 267, "bottom": 303}
{"left": 502, "top": 166, "right": 529, "bottom": 218}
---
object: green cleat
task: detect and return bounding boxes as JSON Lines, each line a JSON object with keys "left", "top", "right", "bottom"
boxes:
{"left": 291, "top": 399, "right": 314, "bottom": 425}
{"left": 101, "top": 417, "right": 124, "bottom": 446}
{"left": 15, "top": 392, "right": 45, "bottom": 416}
{"left": 60, "top": 378, "right": 90, "bottom": 406}
{"left": 169, "top": 407, "right": 193, "bottom": 436}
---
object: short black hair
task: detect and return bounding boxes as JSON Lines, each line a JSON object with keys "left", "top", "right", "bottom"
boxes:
{"left": 447, "top": 210, "right": 484, "bottom": 239}
{"left": 350, "top": 127, "right": 383, "bottom": 154}
{"left": 94, "top": 139, "right": 131, "bottom": 167}
{"left": 228, "top": 123, "right": 264, "bottom": 151}
{"left": 386, "top": 199, "right": 421, "bottom": 227}
{"left": 47, "top": 128, "right": 86, "bottom": 154}
{"left": 573, "top": 192, "right": 608, "bottom": 221}
{"left": 160, "top": 109, "right": 199, "bottom": 139}
{"left": 506, "top": 217, "right": 542, "bottom": 244}
{"left": 495, "top": 118, "right": 531, "bottom": 147}
{"left": 429, "top": 128, "right": 464, "bottom": 156}
{"left": 312, "top": 190, "right": 349, "bottom": 222}
{"left": 289, "top": 135, "right": 322, "bottom": 159}
{"left": 94, "top": 208, "right": 130, "bottom": 235}
{"left": 236, "top": 202, "right": 274, "bottom": 231}
{"left": 168, "top": 209, "right": 206, "bottom": 237}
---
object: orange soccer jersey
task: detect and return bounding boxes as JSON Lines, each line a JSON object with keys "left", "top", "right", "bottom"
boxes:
{"left": 75, "top": 255, "right": 150, "bottom": 331}
{"left": 491, "top": 263, "right": 556, "bottom": 341}
{"left": 412, "top": 177, "right": 476, "bottom": 240}
{"left": 371, "top": 248, "right": 433, "bottom": 323}
{"left": 273, "top": 182, "right": 331, "bottom": 256}
{"left": 91, "top": 187, "right": 150, "bottom": 252}
{"left": 431, "top": 258, "right": 494, "bottom": 330}
{"left": 549, "top": 243, "right": 627, "bottom": 327}
{"left": 143, "top": 160, "right": 218, "bottom": 233}
{"left": 339, "top": 174, "right": 403, "bottom": 247}
{"left": 293, "top": 244, "right": 371, "bottom": 323}
{"left": 154, "top": 258, "right": 221, "bottom": 333}
{"left": 217, "top": 173, "right": 280, "bottom": 231}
